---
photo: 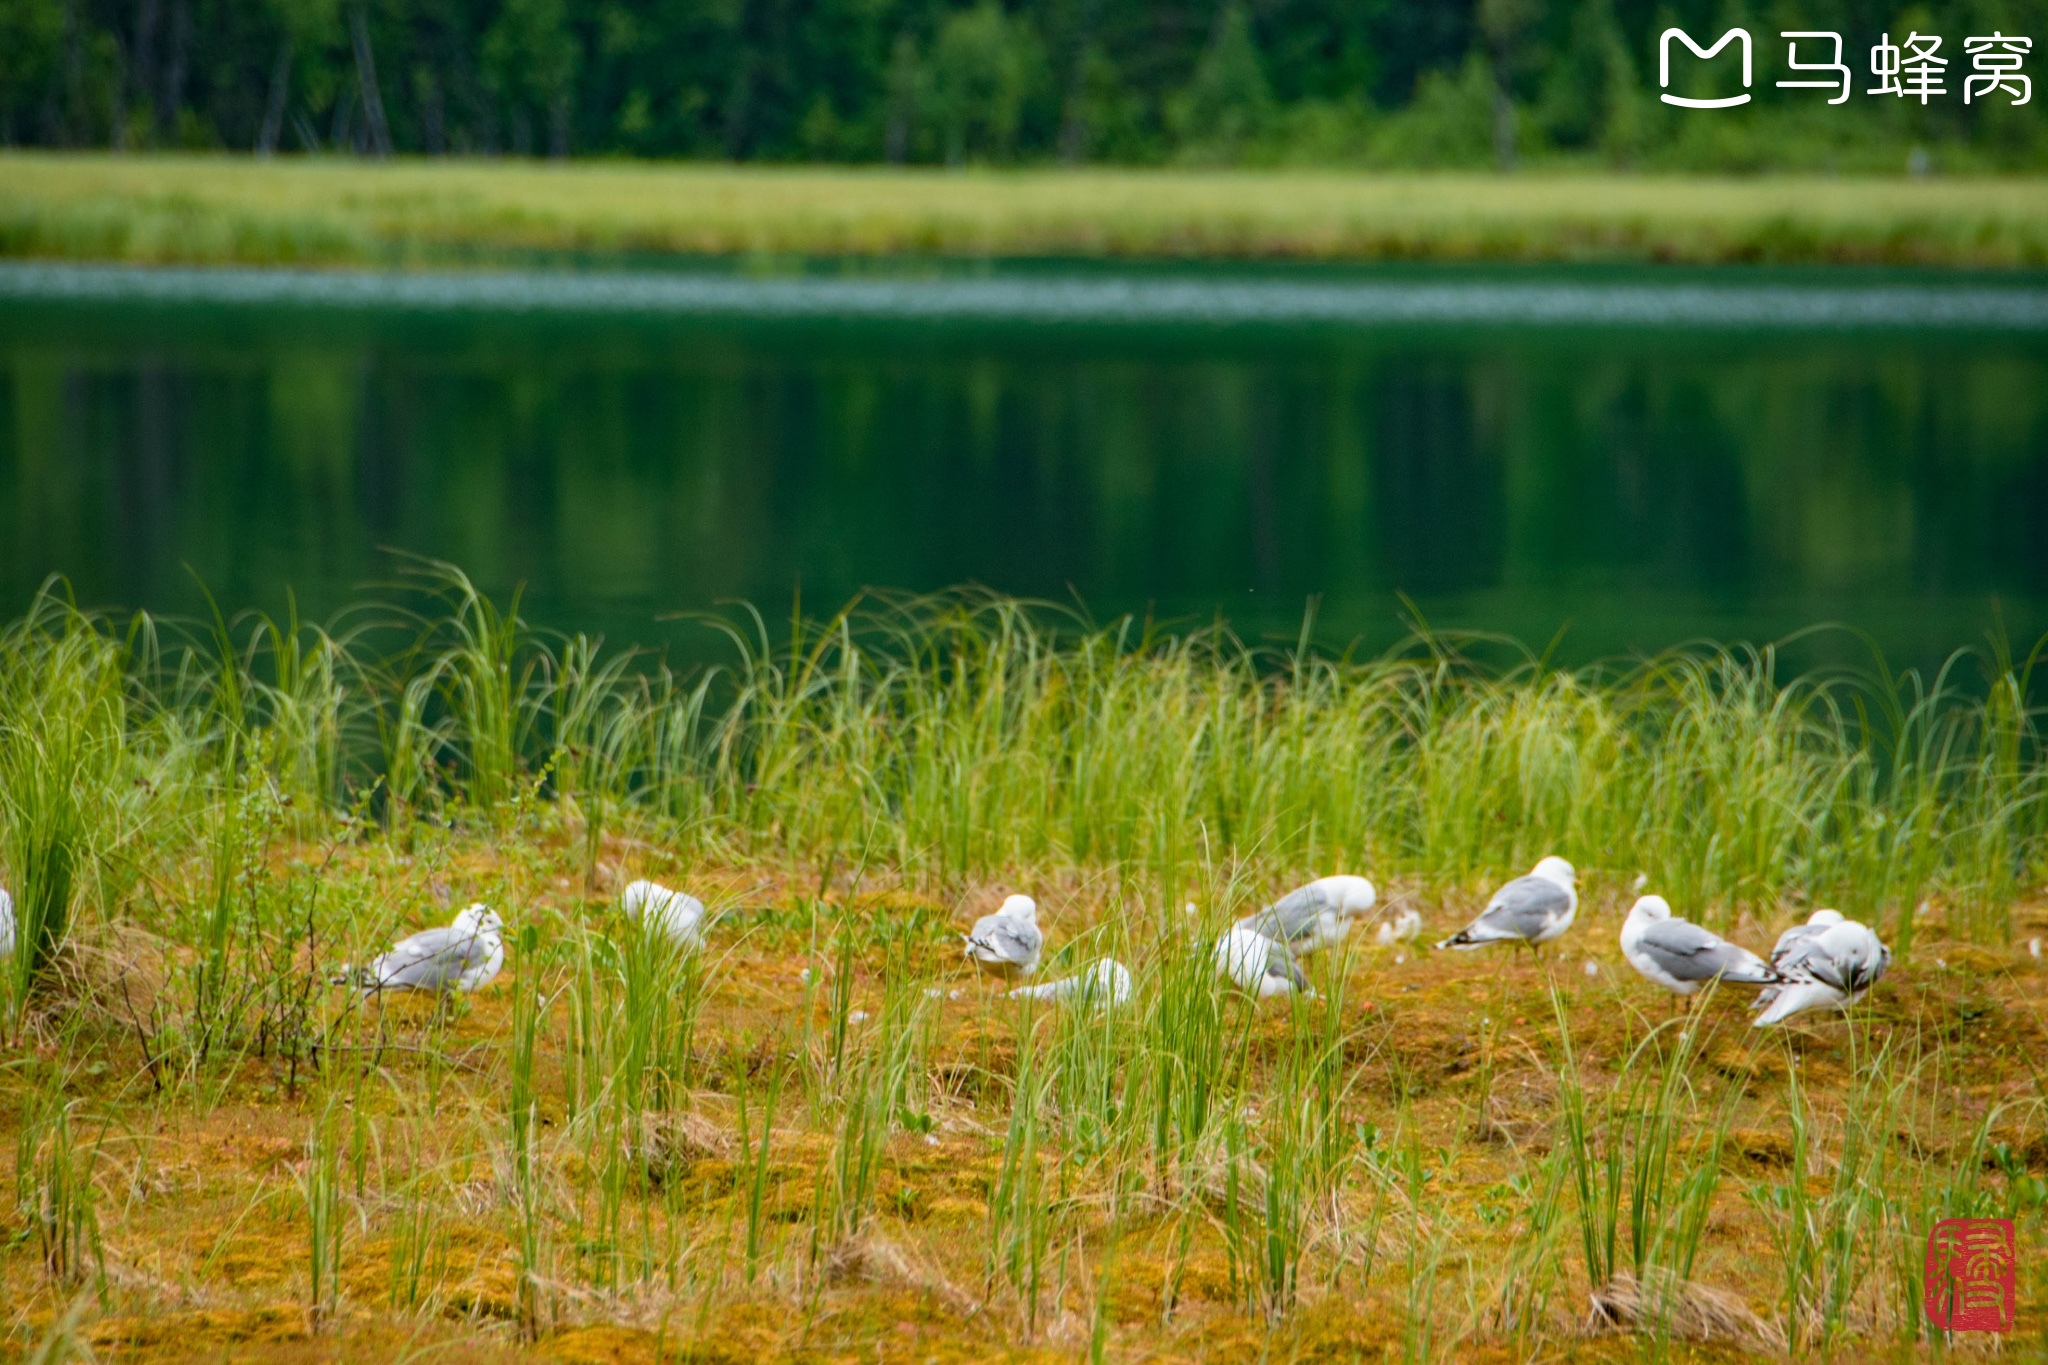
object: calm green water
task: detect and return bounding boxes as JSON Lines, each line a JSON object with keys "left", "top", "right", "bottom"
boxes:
{"left": 1, "top": 261, "right": 2045, "bottom": 671}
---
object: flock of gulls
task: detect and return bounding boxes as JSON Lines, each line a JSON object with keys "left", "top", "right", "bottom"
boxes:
{"left": 22, "top": 853, "right": 1881, "bottom": 1029}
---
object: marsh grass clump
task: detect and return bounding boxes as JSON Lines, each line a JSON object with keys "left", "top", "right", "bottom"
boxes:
{"left": 0, "top": 569, "right": 2040, "bottom": 1361}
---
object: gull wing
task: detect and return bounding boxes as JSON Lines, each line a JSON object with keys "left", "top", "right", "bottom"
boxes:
{"left": 368, "top": 926, "right": 493, "bottom": 990}
{"left": 966, "top": 914, "right": 1042, "bottom": 968}
{"left": 1236, "top": 882, "right": 1333, "bottom": 943}
{"left": 1638, "top": 919, "right": 1774, "bottom": 985}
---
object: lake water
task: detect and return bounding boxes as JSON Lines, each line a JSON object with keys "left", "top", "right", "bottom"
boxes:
{"left": 2, "top": 259, "right": 2045, "bottom": 672}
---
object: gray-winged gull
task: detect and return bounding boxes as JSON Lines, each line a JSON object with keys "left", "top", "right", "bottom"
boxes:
{"left": 1619, "top": 895, "right": 1778, "bottom": 1002}
{"left": 1753, "top": 914, "right": 1889, "bottom": 1025}
{"left": 347, "top": 903, "right": 505, "bottom": 994}
{"left": 964, "top": 894, "right": 1044, "bottom": 978}
{"left": 1234, "top": 875, "right": 1377, "bottom": 956}
{"left": 1435, "top": 856, "right": 1578, "bottom": 955}
{"left": 1214, "top": 927, "right": 1313, "bottom": 999}
{"left": 622, "top": 878, "right": 706, "bottom": 950}
{"left": 1008, "top": 956, "right": 1131, "bottom": 1008}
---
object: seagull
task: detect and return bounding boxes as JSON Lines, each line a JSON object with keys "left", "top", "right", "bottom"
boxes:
{"left": 0, "top": 888, "right": 13, "bottom": 957}
{"left": 345, "top": 903, "right": 505, "bottom": 995}
{"left": 1376, "top": 908, "right": 1422, "bottom": 945}
{"left": 621, "top": 879, "right": 706, "bottom": 950}
{"left": 1435, "top": 857, "right": 1578, "bottom": 956}
{"left": 1753, "top": 916, "right": 1890, "bottom": 1026}
{"left": 1008, "top": 957, "right": 1132, "bottom": 1008}
{"left": 1214, "top": 927, "right": 1313, "bottom": 999}
{"left": 1764, "top": 909, "right": 1845, "bottom": 975}
{"left": 1235, "top": 875, "right": 1377, "bottom": 956}
{"left": 964, "top": 895, "right": 1043, "bottom": 978}
{"left": 1619, "top": 895, "right": 1778, "bottom": 1005}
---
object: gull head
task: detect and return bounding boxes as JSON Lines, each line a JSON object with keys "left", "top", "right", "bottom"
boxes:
{"left": 998, "top": 894, "right": 1038, "bottom": 922}
{"left": 1532, "top": 856, "right": 1576, "bottom": 888}
{"left": 1322, "top": 876, "right": 1377, "bottom": 915}
{"left": 452, "top": 903, "right": 504, "bottom": 936}
{"left": 1626, "top": 894, "right": 1672, "bottom": 924}
{"left": 1807, "top": 908, "right": 1846, "bottom": 927}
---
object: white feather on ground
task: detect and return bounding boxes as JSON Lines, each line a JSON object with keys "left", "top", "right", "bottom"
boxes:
{"left": 964, "top": 894, "right": 1043, "bottom": 978}
{"left": 1435, "top": 857, "right": 1578, "bottom": 952}
{"left": 1213, "top": 928, "right": 1313, "bottom": 999}
{"left": 621, "top": 879, "right": 706, "bottom": 950}
{"left": 1753, "top": 915, "right": 1890, "bottom": 1025}
{"left": 1234, "top": 875, "right": 1377, "bottom": 956}
{"left": 1008, "top": 957, "right": 1131, "bottom": 1008}
{"left": 1376, "top": 908, "right": 1422, "bottom": 945}
{"left": 349, "top": 903, "right": 505, "bottom": 994}
{"left": 1619, "top": 896, "right": 1778, "bottom": 997}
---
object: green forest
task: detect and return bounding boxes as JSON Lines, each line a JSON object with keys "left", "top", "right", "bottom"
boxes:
{"left": 0, "top": 0, "right": 2044, "bottom": 170}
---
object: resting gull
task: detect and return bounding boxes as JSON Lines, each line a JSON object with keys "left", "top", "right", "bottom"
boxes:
{"left": 1235, "top": 875, "right": 1377, "bottom": 956}
{"left": 1619, "top": 895, "right": 1778, "bottom": 1004}
{"left": 1214, "top": 927, "right": 1313, "bottom": 999}
{"left": 1753, "top": 914, "right": 1890, "bottom": 1026}
{"left": 621, "top": 878, "right": 706, "bottom": 950}
{"left": 1008, "top": 956, "right": 1132, "bottom": 1008}
{"left": 347, "top": 903, "right": 506, "bottom": 995}
{"left": 964, "top": 894, "right": 1044, "bottom": 978}
{"left": 1435, "top": 857, "right": 1578, "bottom": 955}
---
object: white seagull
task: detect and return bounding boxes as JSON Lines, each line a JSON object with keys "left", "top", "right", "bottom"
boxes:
{"left": 1235, "top": 875, "right": 1377, "bottom": 956}
{"left": 348, "top": 903, "right": 506, "bottom": 995}
{"left": 1376, "top": 908, "right": 1422, "bottom": 945}
{"left": 621, "top": 879, "right": 706, "bottom": 950}
{"left": 1214, "top": 927, "right": 1313, "bottom": 999}
{"left": 1619, "top": 895, "right": 1778, "bottom": 1003}
{"left": 1753, "top": 914, "right": 1890, "bottom": 1026}
{"left": 964, "top": 894, "right": 1044, "bottom": 978}
{"left": 0, "top": 887, "right": 13, "bottom": 958}
{"left": 1435, "top": 857, "right": 1578, "bottom": 956}
{"left": 1764, "top": 908, "right": 1845, "bottom": 973}
{"left": 1008, "top": 956, "right": 1132, "bottom": 1008}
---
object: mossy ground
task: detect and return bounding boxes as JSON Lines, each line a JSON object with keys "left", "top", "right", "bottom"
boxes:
{"left": 4, "top": 814, "right": 2045, "bottom": 1364}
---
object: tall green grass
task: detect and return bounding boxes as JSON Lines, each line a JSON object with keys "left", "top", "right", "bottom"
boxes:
{"left": 1, "top": 567, "right": 2042, "bottom": 947}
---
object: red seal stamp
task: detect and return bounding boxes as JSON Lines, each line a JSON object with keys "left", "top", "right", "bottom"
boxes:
{"left": 1924, "top": 1218, "right": 2016, "bottom": 1332}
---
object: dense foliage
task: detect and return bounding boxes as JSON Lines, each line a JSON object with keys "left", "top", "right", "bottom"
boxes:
{"left": 0, "top": 0, "right": 2044, "bottom": 169}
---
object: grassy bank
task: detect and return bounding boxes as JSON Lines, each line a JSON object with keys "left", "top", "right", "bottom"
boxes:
{"left": 6, "top": 155, "right": 2048, "bottom": 269}
{"left": 1, "top": 570, "right": 2045, "bottom": 1361}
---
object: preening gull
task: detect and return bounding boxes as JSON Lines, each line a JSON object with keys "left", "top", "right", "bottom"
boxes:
{"left": 1235, "top": 875, "right": 1377, "bottom": 956}
{"left": 964, "top": 894, "right": 1043, "bottom": 978}
{"left": 0, "top": 887, "right": 13, "bottom": 957}
{"left": 621, "top": 879, "right": 706, "bottom": 950}
{"left": 347, "top": 903, "right": 505, "bottom": 995}
{"left": 1435, "top": 857, "right": 1578, "bottom": 954}
{"left": 1376, "top": 908, "right": 1422, "bottom": 946}
{"left": 1753, "top": 915, "right": 1890, "bottom": 1026}
{"left": 1008, "top": 956, "right": 1132, "bottom": 1008}
{"left": 1214, "top": 927, "right": 1313, "bottom": 999}
{"left": 1619, "top": 896, "right": 1778, "bottom": 1000}
{"left": 1764, "top": 909, "right": 1845, "bottom": 974}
